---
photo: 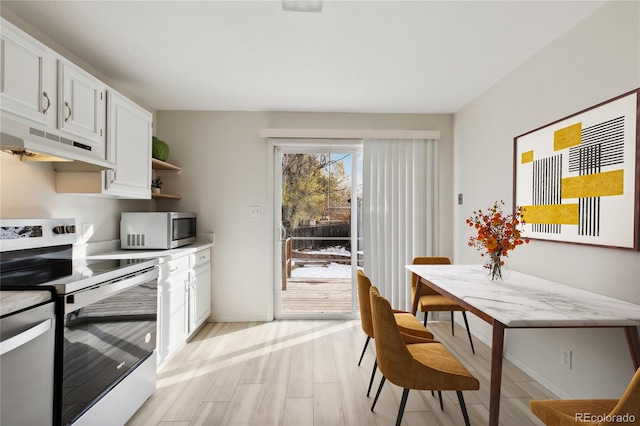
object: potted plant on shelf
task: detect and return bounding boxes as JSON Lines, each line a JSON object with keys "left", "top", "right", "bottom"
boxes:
{"left": 151, "top": 177, "right": 163, "bottom": 194}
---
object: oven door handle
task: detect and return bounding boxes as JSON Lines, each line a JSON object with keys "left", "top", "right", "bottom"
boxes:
{"left": 0, "top": 318, "right": 52, "bottom": 356}
{"left": 64, "top": 267, "right": 159, "bottom": 313}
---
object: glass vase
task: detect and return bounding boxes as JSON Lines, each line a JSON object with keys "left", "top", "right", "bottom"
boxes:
{"left": 484, "top": 254, "right": 510, "bottom": 282}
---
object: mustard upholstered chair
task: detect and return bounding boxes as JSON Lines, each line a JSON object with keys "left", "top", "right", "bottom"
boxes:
{"left": 411, "top": 256, "right": 476, "bottom": 354}
{"left": 368, "top": 286, "right": 480, "bottom": 426}
{"left": 530, "top": 367, "right": 640, "bottom": 425}
{"left": 356, "top": 270, "right": 438, "bottom": 401}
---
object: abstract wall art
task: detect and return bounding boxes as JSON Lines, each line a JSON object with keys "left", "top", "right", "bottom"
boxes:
{"left": 514, "top": 89, "right": 640, "bottom": 250}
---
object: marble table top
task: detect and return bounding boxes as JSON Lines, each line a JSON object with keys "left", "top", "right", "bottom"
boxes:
{"left": 406, "top": 264, "right": 640, "bottom": 328}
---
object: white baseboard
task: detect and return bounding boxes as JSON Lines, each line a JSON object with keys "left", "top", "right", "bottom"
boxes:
{"left": 209, "top": 315, "right": 272, "bottom": 322}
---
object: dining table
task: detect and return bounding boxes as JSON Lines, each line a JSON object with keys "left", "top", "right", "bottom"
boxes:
{"left": 406, "top": 264, "right": 640, "bottom": 426}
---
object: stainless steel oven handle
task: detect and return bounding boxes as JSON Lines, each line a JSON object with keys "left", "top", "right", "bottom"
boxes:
{"left": 0, "top": 318, "right": 52, "bottom": 356}
{"left": 64, "top": 267, "right": 159, "bottom": 313}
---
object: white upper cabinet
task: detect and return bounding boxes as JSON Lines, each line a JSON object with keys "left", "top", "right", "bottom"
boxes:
{"left": 0, "top": 19, "right": 56, "bottom": 127}
{"left": 1, "top": 17, "right": 111, "bottom": 168}
{"left": 1, "top": 17, "right": 152, "bottom": 184}
{"left": 104, "top": 91, "right": 152, "bottom": 198}
{"left": 57, "top": 60, "right": 107, "bottom": 154}
{"left": 56, "top": 90, "right": 152, "bottom": 198}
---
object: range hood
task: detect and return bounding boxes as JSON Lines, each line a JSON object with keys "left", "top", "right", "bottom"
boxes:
{"left": 1, "top": 117, "right": 115, "bottom": 171}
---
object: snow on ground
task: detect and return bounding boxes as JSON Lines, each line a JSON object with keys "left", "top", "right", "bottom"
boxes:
{"left": 291, "top": 246, "right": 356, "bottom": 278}
{"left": 299, "top": 246, "right": 351, "bottom": 257}
{"left": 291, "top": 262, "right": 352, "bottom": 278}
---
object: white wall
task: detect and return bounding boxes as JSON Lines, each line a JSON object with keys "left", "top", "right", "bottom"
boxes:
{"left": 453, "top": 1, "right": 640, "bottom": 399}
{"left": 156, "top": 111, "right": 454, "bottom": 322}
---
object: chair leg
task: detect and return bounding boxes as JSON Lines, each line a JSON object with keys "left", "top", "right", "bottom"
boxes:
{"left": 450, "top": 311, "right": 455, "bottom": 335}
{"left": 371, "top": 376, "right": 386, "bottom": 411}
{"left": 366, "top": 359, "right": 377, "bottom": 397}
{"left": 395, "top": 388, "right": 410, "bottom": 426}
{"left": 430, "top": 390, "right": 444, "bottom": 410}
{"left": 423, "top": 311, "right": 428, "bottom": 326}
{"left": 461, "top": 311, "right": 476, "bottom": 354}
{"left": 456, "top": 391, "right": 471, "bottom": 426}
{"left": 358, "top": 336, "right": 370, "bottom": 366}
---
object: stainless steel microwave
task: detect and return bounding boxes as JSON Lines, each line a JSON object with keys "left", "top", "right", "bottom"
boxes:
{"left": 120, "top": 212, "right": 196, "bottom": 249}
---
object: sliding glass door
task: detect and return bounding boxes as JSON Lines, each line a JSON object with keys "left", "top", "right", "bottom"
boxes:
{"left": 274, "top": 143, "right": 362, "bottom": 319}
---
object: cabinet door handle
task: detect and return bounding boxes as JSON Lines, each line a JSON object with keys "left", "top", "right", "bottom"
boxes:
{"left": 42, "top": 92, "right": 51, "bottom": 115}
{"left": 0, "top": 318, "right": 52, "bottom": 356}
{"left": 64, "top": 101, "right": 72, "bottom": 122}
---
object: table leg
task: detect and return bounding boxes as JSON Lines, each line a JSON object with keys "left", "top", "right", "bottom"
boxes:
{"left": 624, "top": 326, "right": 640, "bottom": 370}
{"left": 489, "top": 321, "right": 506, "bottom": 426}
{"left": 411, "top": 279, "right": 423, "bottom": 316}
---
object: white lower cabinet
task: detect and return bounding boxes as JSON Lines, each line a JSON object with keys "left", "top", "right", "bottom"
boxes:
{"left": 157, "top": 247, "right": 212, "bottom": 367}
{"left": 157, "top": 256, "right": 190, "bottom": 366}
{"left": 190, "top": 248, "right": 212, "bottom": 332}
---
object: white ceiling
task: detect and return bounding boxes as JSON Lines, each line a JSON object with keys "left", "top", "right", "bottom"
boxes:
{"left": 1, "top": 1, "right": 606, "bottom": 113}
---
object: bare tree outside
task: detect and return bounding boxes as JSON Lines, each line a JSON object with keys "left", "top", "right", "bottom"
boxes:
{"left": 281, "top": 153, "right": 351, "bottom": 236}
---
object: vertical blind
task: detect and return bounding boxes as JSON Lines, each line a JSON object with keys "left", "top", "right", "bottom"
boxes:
{"left": 362, "top": 138, "right": 439, "bottom": 312}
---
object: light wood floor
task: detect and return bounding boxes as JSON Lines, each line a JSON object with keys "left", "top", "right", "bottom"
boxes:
{"left": 281, "top": 278, "right": 351, "bottom": 314}
{"left": 127, "top": 319, "right": 556, "bottom": 426}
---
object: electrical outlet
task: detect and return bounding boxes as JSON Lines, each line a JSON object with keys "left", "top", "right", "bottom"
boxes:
{"left": 458, "top": 193, "right": 463, "bottom": 205}
{"left": 560, "top": 347, "right": 572, "bottom": 369}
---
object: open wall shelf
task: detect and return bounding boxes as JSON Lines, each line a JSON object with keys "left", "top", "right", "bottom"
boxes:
{"left": 152, "top": 158, "right": 182, "bottom": 199}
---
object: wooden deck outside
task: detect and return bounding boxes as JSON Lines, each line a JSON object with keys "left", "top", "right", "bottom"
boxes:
{"left": 280, "top": 277, "right": 353, "bottom": 314}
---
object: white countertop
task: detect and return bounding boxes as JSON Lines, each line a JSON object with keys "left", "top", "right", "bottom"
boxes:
{"left": 85, "top": 241, "right": 213, "bottom": 263}
{"left": 0, "top": 290, "right": 53, "bottom": 317}
{"left": 406, "top": 264, "right": 640, "bottom": 328}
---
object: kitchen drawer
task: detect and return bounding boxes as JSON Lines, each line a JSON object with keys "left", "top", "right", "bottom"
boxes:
{"left": 159, "top": 255, "right": 190, "bottom": 278}
{"left": 191, "top": 248, "right": 211, "bottom": 269}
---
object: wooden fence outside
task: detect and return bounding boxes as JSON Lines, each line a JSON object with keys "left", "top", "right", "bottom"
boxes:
{"left": 290, "top": 221, "right": 351, "bottom": 251}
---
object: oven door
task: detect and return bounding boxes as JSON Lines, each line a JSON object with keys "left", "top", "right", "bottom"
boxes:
{"left": 58, "top": 267, "right": 158, "bottom": 426}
